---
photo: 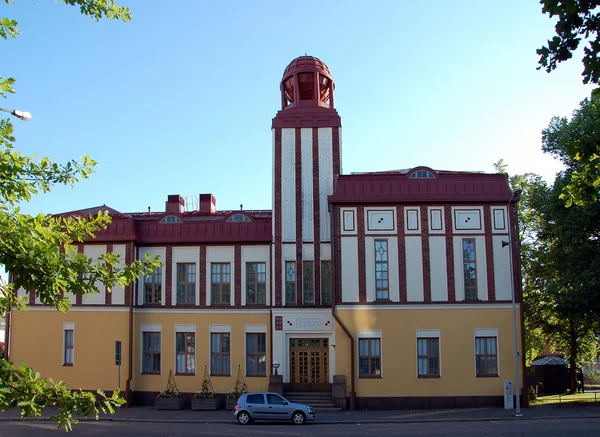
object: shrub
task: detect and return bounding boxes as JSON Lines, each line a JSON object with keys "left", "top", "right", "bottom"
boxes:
{"left": 528, "top": 386, "right": 537, "bottom": 401}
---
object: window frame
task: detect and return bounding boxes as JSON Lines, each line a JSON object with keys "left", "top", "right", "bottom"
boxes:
{"left": 245, "top": 332, "right": 267, "bottom": 377}
{"left": 462, "top": 238, "right": 478, "bottom": 300}
{"left": 246, "top": 262, "right": 267, "bottom": 305}
{"left": 302, "top": 261, "right": 314, "bottom": 304}
{"left": 175, "top": 332, "right": 195, "bottom": 375}
{"left": 143, "top": 267, "right": 162, "bottom": 305}
{"left": 475, "top": 336, "right": 498, "bottom": 377}
{"left": 226, "top": 214, "right": 250, "bottom": 222}
{"left": 321, "top": 260, "right": 332, "bottom": 305}
{"left": 417, "top": 337, "right": 440, "bottom": 378}
{"left": 285, "top": 261, "right": 296, "bottom": 305}
{"left": 159, "top": 215, "right": 182, "bottom": 224}
{"left": 374, "top": 239, "right": 389, "bottom": 300}
{"left": 142, "top": 331, "right": 161, "bottom": 374}
{"left": 358, "top": 338, "right": 382, "bottom": 378}
{"left": 176, "top": 262, "right": 196, "bottom": 305}
{"left": 63, "top": 327, "right": 74, "bottom": 366}
{"left": 211, "top": 263, "right": 231, "bottom": 305}
{"left": 210, "top": 332, "right": 231, "bottom": 376}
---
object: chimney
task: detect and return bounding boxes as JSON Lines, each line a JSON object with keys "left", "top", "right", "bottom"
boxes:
{"left": 166, "top": 195, "right": 185, "bottom": 214}
{"left": 199, "top": 193, "right": 216, "bottom": 214}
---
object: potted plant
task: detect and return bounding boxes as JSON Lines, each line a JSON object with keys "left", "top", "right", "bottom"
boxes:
{"left": 155, "top": 370, "right": 185, "bottom": 410}
{"left": 226, "top": 365, "right": 247, "bottom": 410}
{"left": 191, "top": 366, "right": 224, "bottom": 410}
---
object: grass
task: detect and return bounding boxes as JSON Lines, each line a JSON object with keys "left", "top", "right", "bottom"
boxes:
{"left": 531, "top": 392, "right": 600, "bottom": 406}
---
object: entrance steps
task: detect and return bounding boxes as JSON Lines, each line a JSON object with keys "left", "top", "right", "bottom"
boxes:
{"left": 284, "top": 391, "right": 342, "bottom": 413}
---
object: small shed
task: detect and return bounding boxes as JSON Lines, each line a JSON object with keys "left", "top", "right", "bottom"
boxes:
{"left": 528, "top": 355, "right": 570, "bottom": 395}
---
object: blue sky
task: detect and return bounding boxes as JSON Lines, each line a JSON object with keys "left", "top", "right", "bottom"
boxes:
{"left": 3, "top": 0, "right": 596, "bottom": 216}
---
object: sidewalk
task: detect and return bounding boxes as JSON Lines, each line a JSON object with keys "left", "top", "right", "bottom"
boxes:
{"left": 1, "top": 404, "right": 600, "bottom": 424}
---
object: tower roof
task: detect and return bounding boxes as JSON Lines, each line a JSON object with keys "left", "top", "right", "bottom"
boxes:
{"left": 282, "top": 56, "right": 332, "bottom": 80}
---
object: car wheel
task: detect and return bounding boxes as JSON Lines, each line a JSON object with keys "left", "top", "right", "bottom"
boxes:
{"left": 292, "top": 411, "right": 306, "bottom": 425}
{"left": 237, "top": 411, "right": 252, "bottom": 425}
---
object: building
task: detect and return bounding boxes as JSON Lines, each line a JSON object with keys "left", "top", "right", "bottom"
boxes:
{"left": 6, "top": 56, "right": 525, "bottom": 409}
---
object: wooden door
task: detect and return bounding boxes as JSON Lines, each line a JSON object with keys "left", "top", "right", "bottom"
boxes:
{"left": 289, "top": 339, "right": 329, "bottom": 389}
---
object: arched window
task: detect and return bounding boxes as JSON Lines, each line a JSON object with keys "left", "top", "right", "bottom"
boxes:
{"left": 159, "top": 215, "right": 182, "bottom": 224}
{"left": 409, "top": 169, "right": 436, "bottom": 179}
{"left": 227, "top": 214, "right": 250, "bottom": 223}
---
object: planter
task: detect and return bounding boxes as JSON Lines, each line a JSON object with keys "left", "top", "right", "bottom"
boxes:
{"left": 225, "top": 397, "right": 238, "bottom": 410}
{"left": 191, "top": 395, "right": 225, "bottom": 410}
{"left": 155, "top": 396, "right": 185, "bottom": 410}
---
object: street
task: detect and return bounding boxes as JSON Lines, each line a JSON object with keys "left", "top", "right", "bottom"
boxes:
{"left": 1, "top": 418, "right": 599, "bottom": 437}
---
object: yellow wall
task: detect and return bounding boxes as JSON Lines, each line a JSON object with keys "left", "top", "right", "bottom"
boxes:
{"left": 9, "top": 310, "right": 129, "bottom": 391}
{"left": 334, "top": 307, "right": 522, "bottom": 397}
{"left": 133, "top": 312, "right": 271, "bottom": 394}
{"left": 10, "top": 306, "right": 521, "bottom": 400}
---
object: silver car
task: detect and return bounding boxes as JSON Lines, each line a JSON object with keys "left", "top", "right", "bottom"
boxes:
{"left": 233, "top": 392, "right": 316, "bottom": 425}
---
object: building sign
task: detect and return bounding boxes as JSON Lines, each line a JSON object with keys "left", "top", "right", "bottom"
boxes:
{"left": 297, "top": 319, "right": 323, "bottom": 329}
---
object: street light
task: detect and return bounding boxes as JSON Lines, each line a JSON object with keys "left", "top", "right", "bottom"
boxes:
{"left": 503, "top": 188, "right": 523, "bottom": 417}
{"left": 0, "top": 107, "right": 32, "bottom": 121}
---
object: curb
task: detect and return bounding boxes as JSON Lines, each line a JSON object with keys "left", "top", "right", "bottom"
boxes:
{"left": 2, "top": 415, "right": 600, "bottom": 425}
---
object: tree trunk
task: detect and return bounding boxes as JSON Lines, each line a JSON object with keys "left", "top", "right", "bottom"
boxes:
{"left": 568, "top": 323, "right": 578, "bottom": 394}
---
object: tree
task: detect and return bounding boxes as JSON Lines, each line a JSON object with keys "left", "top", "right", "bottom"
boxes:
{"left": 527, "top": 173, "right": 600, "bottom": 392}
{"left": 542, "top": 90, "right": 600, "bottom": 206}
{"left": 494, "top": 161, "right": 599, "bottom": 385}
{"left": 0, "top": 0, "right": 159, "bottom": 431}
{"left": 537, "top": 0, "right": 600, "bottom": 85}
{"left": 493, "top": 160, "right": 549, "bottom": 364}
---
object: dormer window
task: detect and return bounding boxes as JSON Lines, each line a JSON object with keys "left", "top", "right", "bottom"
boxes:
{"left": 227, "top": 214, "right": 250, "bottom": 223}
{"left": 409, "top": 170, "right": 436, "bottom": 179}
{"left": 160, "top": 215, "right": 182, "bottom": 224}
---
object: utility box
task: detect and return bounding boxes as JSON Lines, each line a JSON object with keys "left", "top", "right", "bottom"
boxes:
{"left": 504, "top": 380, "right": 514, "bottom": 409}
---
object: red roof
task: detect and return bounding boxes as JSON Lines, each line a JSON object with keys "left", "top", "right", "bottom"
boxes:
{"left": 61, "top": 208, "right": 272, "bottom": 244}
{"left": 282, "top": 56, "right": 332, "bottom": 80}
{"left": 329, "top": 171, "right": 515, "bottom": 204}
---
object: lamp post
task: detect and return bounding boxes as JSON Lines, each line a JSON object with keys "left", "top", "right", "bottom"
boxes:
{"left": 504, "top": 188, "right": 523, "bottom": 417}
{"left": 0, "top": 107, "right": 32, "bottom": 121}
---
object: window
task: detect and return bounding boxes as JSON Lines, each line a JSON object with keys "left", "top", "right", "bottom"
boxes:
{"left": 298, "top": 72, "right": 316, "bottom": 100}
{"left": 285, "top": 261, "right": 296, "bottom": 305}
{"left": 463, "top": 238, "right": 477, "bottom": 299}
{"left": 321, "top": 261, "right": 332, "bottom": 304}
{"left": 175, "top": 332, "right": 195, "bottom": 375}
{"left": 375, "top": 240, "right": 389, "bottom": 299}
{"left": 63, "top": 328, "right": 74, "bottom": 365}
{"left": 359, "top": 338, "right": 381, "bottom": 377}
{"left": 417, "top": 338, "right": 440, "bottom": 377}
{"left": 159, "top": 215, "right": 182, "bottom": 224}
{"left": 143, "top": 267, "right": 162, "bottom": 304}
{"left": 267, "top": 393, "right": 286, "bottom": 405}
{"left": 246, "top": 333, "right": 266, "bottom": 376}
{"left": 176, "top": 263, "right": 196, "bottom": 305}
{"left": 246, "top": 262, "right": 266, "bottom": 304}
{"left": 246, "top": 393, "right": 265, "bottom": 404}
{"left": 211, "top": 263, "right": 231, "bottom": 305}
{"left": 409, "top": 169, "right": 436, "bottom": 178}
{"left": 142, "top": 332, "right": 161, "bottom": 374}
{"left": 303, "top": 261, "right": 314, "bottom": 304}
{"left": 211, "top": 333, "right": 230, "bottom": 376}
{"left": 226, "top": 214, "right": 250, "bottom": 222}
{"left": 476, "top": 336, "right": 498, "bottom": 376}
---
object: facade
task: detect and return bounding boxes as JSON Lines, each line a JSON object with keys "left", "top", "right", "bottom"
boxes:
{"left": 6, "top": 56, "right": 525, "bottom": 409}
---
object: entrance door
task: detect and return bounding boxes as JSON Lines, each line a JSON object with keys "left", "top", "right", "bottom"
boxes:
{"left": 289, "top": 338, "right": 329, "bottom": 391}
